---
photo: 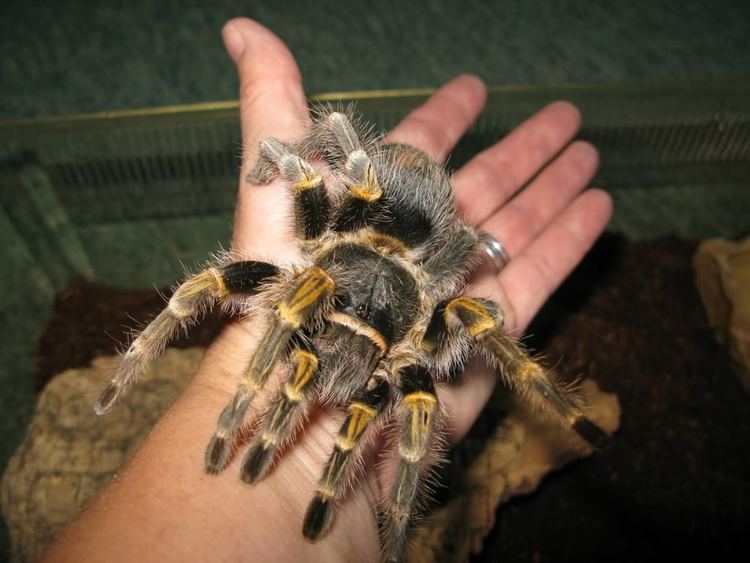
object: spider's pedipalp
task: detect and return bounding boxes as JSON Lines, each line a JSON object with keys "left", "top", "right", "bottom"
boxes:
{"left": 204, "top": 266, "right": 335, "bottom": 474}
{"left": 328, "top": 112, "right": 382, "bottom": 202}
{"left": 383, "top": 364, "right": 439, "bottom": 563}
{"left": 94, "top": 260, "right": 278, "bottom": 415}
{"left": 328, "top": 111, "right": 364, "bottom": 155}
{"left": 481, "top": 329, "right": 609, "bottom": 449}
{"left": 240, "top": 344, "right": 321, "bottom": 483}
{"left": 437, "top": 296, "right": 610, "bottom": 449}
{"left": 303, "top": 378, "right": 390, "bottom": 541}
{"left": 252, "top": 138, "right": 331, "bottom": 241}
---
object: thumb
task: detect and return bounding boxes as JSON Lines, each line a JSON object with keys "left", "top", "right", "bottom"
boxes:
{"left": 221, "top": 18, "right": 309, "bottom": 257}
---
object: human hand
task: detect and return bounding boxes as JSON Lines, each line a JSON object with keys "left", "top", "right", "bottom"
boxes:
{"left": 42, "top": 17, "right": 611, "bottom": 563}
{"left": 226, "top": 16, "right": 611, "bottom": 455}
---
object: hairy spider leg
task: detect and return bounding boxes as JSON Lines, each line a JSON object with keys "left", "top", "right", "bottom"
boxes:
{"left": 240, "top": 339, "right": 321, "bottom": 483}
{"left": 204, "top": 266, "right": 335, "bottom": 474}
{"left": 328, "top": 112, "right": 383, "bottom": 203}
{"left": 327, "top": 110, "right": 390, "bottom": 235}
{"left": 303, "top": 378, "right": 390, "bottom": 541}
{"left": 94, "top": 260, "right": 278, "bottom": 415}
{"left": 382, "top": 365, "right": 439, "bottom": 563}
{"left": 253, "top": 138, "right": 330, "bottom": 240}
{"left": 428, "top": 296, "right": 609, "bottom": 449}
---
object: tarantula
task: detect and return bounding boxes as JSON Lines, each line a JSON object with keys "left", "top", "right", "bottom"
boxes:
{"left": 94, "top": 109, "right": 607, "bottom": 562}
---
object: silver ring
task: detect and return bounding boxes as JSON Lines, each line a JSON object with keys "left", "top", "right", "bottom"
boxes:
{"left": 478, "top": 230, "right": 511, "bottom": 273}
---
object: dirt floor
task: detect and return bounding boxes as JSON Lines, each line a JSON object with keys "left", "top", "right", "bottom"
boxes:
{"left": 34, "top": 235, "right": 750, "bottom": 562}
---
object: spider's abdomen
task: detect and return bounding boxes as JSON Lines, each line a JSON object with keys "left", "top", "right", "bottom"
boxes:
{"left": 319, "top": 243, "right": 420, "bottom": 346}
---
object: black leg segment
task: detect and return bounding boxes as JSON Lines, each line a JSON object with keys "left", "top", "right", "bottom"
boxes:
{"left": 303, "top": 379, "right": 390, "bottom": 541}
{"left": 295, "top": 182, "right": 330, "bottom": 239}
{"left": 220, "top": 260, "right": 279, "bottom": 294}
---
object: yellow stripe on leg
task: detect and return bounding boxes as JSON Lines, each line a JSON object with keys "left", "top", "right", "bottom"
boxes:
{"left": 400, "top": 393, "right": 437, "bottom": 463}
{"left": 402, "top": 391, "right": 438, "bottom": 406}
{"left": 349, "top": 164, "right": 382, "bottom": 201}
{"left": 336, "top": 402, "right": 376, "bottom": 451}
{"left": 284, "top": 350, "right": 318, "bottom": 402}
{"left": 292, "top": 173, "right": 323, "bottom": 192}
{"left": 445, "top": 297, "right": 497, "bottom": 337}
{"left": 277, "top": 267, "right": 335, "bottom": 327}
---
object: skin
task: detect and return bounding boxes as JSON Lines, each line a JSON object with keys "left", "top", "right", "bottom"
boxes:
{"left": 42, "top": 18, "right": 612, "bottom": 563}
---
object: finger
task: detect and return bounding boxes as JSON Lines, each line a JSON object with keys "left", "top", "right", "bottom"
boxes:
{"left": 386, "top": 74, "right": 486, "bottom": 163}
{"left": 479, "top": 140, "right": 599, "bottom": 259}
{"left": 453, "top": 101, "right": 582, "bottom": 225}
{"left": 222, "top": 18, "right": 309, "bottom": 257}
{"left": 224, "top": 18, "right": 309, "bottom": 156}
{"left": 490, "top": 188, "right": 613, "bottom": 331}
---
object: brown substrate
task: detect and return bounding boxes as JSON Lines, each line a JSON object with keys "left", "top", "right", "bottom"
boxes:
{"left": 33, "top": 280, "right": 227, "bottom": 390}
{"left": 476, "top": 235, "right": 750, "bottom": 562}
{"left": 33, "top": 235, "right": 750, "bottom": 561}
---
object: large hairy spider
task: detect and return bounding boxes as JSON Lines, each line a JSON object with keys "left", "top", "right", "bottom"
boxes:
{"left": 94, "top": 109, "right": 607, "bottom": 562}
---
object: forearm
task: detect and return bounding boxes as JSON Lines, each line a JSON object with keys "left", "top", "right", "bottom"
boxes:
{"left": 41, "top": 324, "right": 381, "bottom": 563}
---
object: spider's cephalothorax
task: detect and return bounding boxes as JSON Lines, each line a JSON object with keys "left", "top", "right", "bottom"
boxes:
{"left": 94, "top": 110, "right": 608, "bottom": 562}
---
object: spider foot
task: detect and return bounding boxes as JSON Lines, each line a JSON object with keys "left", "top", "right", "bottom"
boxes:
{"left": 302, "top": 496, "right": 333, "bottom": 540}
{"left": 204, "top": 434, "right": 232, "bottom": 475}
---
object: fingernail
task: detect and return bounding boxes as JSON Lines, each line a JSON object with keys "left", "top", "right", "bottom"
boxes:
{"left": 222, "top": 22, "right": 245, "bottom": 62}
